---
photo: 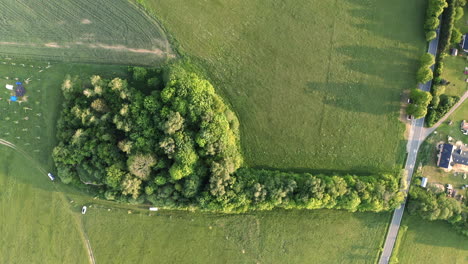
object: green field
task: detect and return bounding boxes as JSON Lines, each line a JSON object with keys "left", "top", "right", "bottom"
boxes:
{"left": 0, "top": 152, "right": 392, "bottom": 264}
{"left": 138, "top": 0, "right": 427, "bottom": 173}
{"left": 0, "top": 58, "right": 393, "bottom": 263}
{"left": 394, "top": 215, "right": 468, "bottom": 264}
{"left": 0, "top": 148, "right": 89, "bottom": 264}
{"left": 0, "top": 0, "right": 173, "bottom": 65}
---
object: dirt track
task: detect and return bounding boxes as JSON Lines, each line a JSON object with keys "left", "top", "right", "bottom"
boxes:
{"left": 0, "top": 139, "right": 96, "bottom": 264}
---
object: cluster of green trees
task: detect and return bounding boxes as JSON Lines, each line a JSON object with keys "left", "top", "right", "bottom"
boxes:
{"left": 424, "top": 0, "right": 448, "bottom": 41}
{"left": 408, "top": 179, "right": 468, "bottom": 236}
{"left": 426, "top": 92, "right": 459, "bottom": 126}
{"left": 204, "top": 168, "right": 404, "bottom": 213}
{"left": 53, "top": 63, "right": 405, "bottom": 213}
{"left": 53, "top": 63, "right": 242, "bottom": 206}
{"left": 416, "top": 53, "right": 436, "bottom": 84}
{"left": 407, "top": 88, "right": 433, "bottom": 118}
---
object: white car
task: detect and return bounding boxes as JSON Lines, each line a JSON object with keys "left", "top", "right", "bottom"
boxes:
{"left": 82, "top": 206, "right": 87, "bottom": 215}
{"left": 47, "top": 173, "right": 55, "bottom": 181}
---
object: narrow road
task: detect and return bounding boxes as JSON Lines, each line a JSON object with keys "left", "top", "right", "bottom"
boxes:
{"left": 378, "top": 24, "right": 440, "bottom": 264}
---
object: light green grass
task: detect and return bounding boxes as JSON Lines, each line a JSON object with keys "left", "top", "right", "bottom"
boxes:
{"left": 440, "top": 56, "right": 468, "bottom": 97}
{"left": 79, "top": 205, "right": 390, "bottom": 264}
{"left": 394, "top": 215, "right": 468, "bottom": 264}
{"left": 138, "top": 0, "right": 427, "bottom": 173}
{"left": 0, "top": 0, "right": 173, "bottom": 65}
{"left": 0, "top": 148, "right": 88, "bottom": 264}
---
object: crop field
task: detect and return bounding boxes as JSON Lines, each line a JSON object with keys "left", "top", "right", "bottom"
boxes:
{"left": 0, "top": 58, "right": 392, "bottom": 263}
{"left": 393, "top": 215, "right": 468, "bottom": 264}
{"left": 0, "top": 0, "right": 174, "bottom": 65}
{"left": 139, "top": 0, "right": 427, "bottom": 173}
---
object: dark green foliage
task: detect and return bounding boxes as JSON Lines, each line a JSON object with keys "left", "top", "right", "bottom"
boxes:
{"left": 438, "top": 0, "right": 455, "bottom": 55}
{"left": 54, "top": 63, "right": 243, "bottom": 203}
{"left": 407, "top": 88, "right": 432, "bottom": 118}
{"left": 426, "top": 94, "right": 459, "bottom": 126}
{"left": 408, "top": 182, "right": 468, "bottom": 237}
{"left": 451, "top": 27, "right": 463, "bottom": 44}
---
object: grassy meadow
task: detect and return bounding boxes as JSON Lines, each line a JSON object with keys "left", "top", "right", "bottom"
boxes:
{"left": 0, "top": 148, "right": 89, "bottom": 264}
{"left": 0, "top": 150, "right": 392, "bottom": 264}
{"left": 0, "top": 0, "right": 173, "bottom": 65}
{"left": 138, "top": 0, "right": 427, "bottom": 173}
{"left": 393, "top": 215, "right": 468, "bottom": 264}
{"left": 0, "top": 59, "right": 393, "bottom": 263}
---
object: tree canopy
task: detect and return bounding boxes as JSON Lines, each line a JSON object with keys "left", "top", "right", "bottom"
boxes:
{"left": 53, "top": 63, "right": 404, "bottom": 213}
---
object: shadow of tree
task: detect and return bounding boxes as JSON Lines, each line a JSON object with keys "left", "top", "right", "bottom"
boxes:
{"left": 305, "top": 81, "right": 399, "bottom": 115}
{"left": 346, "top": 0, "right": 426, "bottom": 46}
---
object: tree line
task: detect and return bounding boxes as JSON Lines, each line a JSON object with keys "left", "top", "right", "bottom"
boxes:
{"left": 53, "top": 63, "right": 404, "bottom": 213}
{"left": 408, "top": 178, "right": 468, "bottom": 236}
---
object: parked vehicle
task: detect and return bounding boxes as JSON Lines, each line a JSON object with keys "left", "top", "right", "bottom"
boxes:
{"left": 82, "top": 206, "right": 87, "bottom": 214}
{"left": 47, "top": 173, "right": 55, "bottom": 181}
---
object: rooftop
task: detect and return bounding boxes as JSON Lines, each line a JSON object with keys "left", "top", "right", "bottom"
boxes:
{"left": 438, "top": 143, "right": 453, "bottom": 168}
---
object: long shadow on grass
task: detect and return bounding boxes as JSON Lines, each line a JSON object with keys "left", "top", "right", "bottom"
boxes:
{"left": 335, "top": 45, "right": 419, "bottom": 82}
{"left": 345, "top": 0, "right": 426, "bottom": 47}
{"left": 305, "top": 81, "right": 398, "bottom": 115}
{"left": 253, "top": 165, "right": 389, "bottom": 177}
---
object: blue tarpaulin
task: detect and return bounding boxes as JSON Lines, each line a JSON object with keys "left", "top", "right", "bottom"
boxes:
{"left": 15, "top": 82, "right": 22, "bottom": 85}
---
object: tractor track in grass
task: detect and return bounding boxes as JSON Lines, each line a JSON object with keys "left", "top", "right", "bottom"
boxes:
{"left": 0, "top": 138, "right": 96, "bottom": 264}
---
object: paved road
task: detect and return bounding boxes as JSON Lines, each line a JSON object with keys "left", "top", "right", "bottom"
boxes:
{"left": 378, "top": 25, "right": 440, "bottom": 264}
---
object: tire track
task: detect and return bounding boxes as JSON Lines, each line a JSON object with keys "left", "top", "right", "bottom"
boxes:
{"left": 0, "top": 139, "right": 96, "bottom": 264}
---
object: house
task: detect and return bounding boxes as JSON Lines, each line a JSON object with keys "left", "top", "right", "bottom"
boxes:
{"left": 451, "top": 48, "right": 458, "bottom": 56}
{"left": 461, "top": 120, "right": 468, "bottom": 135}
{"left": 461, "top": 34, "right": 468, "bottom": 52}
{"left": 15, "top": 85, "right": 26, "bottom": 97}
{"left": 437, "top": 143, "right": 454, "bottom": 169}
{"left": 421, "top": 177, "right": 428, "bottom": 188}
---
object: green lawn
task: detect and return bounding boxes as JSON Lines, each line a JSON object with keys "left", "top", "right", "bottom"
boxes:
{"left": 394, "top": 215, "right": 468, "bottom": 264}
{"left": 440, "top": 56, "right": 468, "bottom": 97}
{"left": 0, "top": 0, "right": 173, "bottom": 65}
{"left": 137, "top": 0, "right": 427, "bottom": 173}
